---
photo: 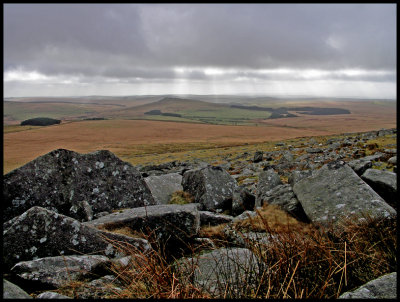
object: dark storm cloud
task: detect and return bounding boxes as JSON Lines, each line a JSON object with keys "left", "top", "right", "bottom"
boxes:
{"left": 4, "top": 4, "right": 396, "bottom": 80}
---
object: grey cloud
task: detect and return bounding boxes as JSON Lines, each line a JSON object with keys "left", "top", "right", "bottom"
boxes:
{"left": 4, "top": 4, "right": 396, "bottom": 82}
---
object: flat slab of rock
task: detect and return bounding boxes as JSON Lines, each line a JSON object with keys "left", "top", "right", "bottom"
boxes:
{"left": 176, "top": 247, "right": 261, "bottom": 297}
{"left": 339, "top": 272, "right": 397, "bottom": 299}
{"left": 144, "top": 173, "right": 183, "bottom": 205}
{"left": 3, "top": 206, "right": 151, "bottom": 270}
{"left": 361, "top": 169, "right": 397, "bottom": 209}
{"left": 84, "top": 204, "right": 200, "bottom": 245}
{"left": 182, "top": 166, "right": 237, "bottom": 212}
{"left": 3, "top": 279, "right": 32, "bottom": 299}
{"left": 11, "top": 255, "right": 111, "bottom": 288}
{"left": 3, "top": 149, "right": 156, "bottom": 222}
{"left": 200, "top": 211, "right": 234, "bottom": 226}
{"left": 293, "top": 162, "right": 396, "bottom": 226}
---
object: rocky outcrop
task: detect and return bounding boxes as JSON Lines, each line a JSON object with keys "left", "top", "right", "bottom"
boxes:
{"left": 182, "top": 166, "right": 238, "bottom": 212}
{"left": 293, "top": 162, "right": 396, "bottom": 226}
{"left": 3, "top": 149, "right": 156, "bottom": 222}
{"left": 3, "top": 206, "right": 151, "bottom": 270}
{"left": 144, "top": 173, "right": 183, "bottom": 204}
{"left": 361, "top": 169, "right": 397, "bottom": 209}
{"left": 339, "top": 272, "right": 397, "bottom": 299}
{"left": 11, "top": 255, "right": 111, "bottom": 288}
{"left": 176, "top": 247, "right": 261, "bottom": 297}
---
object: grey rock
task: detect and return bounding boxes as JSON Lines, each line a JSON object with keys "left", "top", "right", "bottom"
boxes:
{"left": 3, "top": 206, "right": 151, "bottom": 270}
{"left": 3, "top": 149, "right": 156, "bottom": 222}
{"left": 3, "top": 279, "right": 32, "bottom": 299}
{"left": 232, "top": 210, "right": 258, "bottom": 223}
{"left": 384, "top": 148, "right": 397, "bottom": 155}
{"left": 308, "top": 138, "right": 317, "bottom": 146}
{"left": 182, "top": 166, "right": 238, "bottom": 212}
{"left": 279, "top": 150, "right": 294, "bottom": 162}
{"left": 253, "top": 151, "right": 263, "bottom": 163}
{"left": 84, "top": 204, "right": 200, "bottom": 251}
{"left": 231, "top": 186, "right": 255, "bottom": 216}
{"left": 328, "top": 142, "right": 341, "bottom": 151}
{"left": 293, "top": 162, "right": 396, "bottom": 227}
{"left": 176, "top": 248, "right": 261, "bottom": 297}
{"left": 255, "top": 169, "right": 282, "bottom": 207}
{"left": 11, "top": 255, "right": 110, "bottom": 288}
{"left": 36, "top": 292, "right": 72, "bottom": 299}
{"left": 306, "top": 147, "right": 323, "bottom": 154}
{"left": 288, "top": 170, "right": 312, "bottom": 186}
{"left": 388, "top": 156, "right": 397, "bottom": 165}
{"left": 144, "top": 173, "right": 183, "bottom": 204}
{"left": 378, "top": 128, "right": 393, "bottom": 136}
{"left": 361, "top": 169, "right": 397, "bottom": 209}
{"left": 200, "top": 211, "right": 234, "bottom": 226}
{"left": 261, "top": 184, "right": 309, "bottom": 222}
{"left": 363, "top": 153, "right": 385, "bottom": 162}
{"left": 347, "top": 159, "right": 372, "bottom": 176}
{"left": 339, "top": 272, "right": 397, "bottom": 299}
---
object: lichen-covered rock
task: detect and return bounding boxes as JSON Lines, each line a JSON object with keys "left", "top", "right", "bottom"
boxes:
{"left": 293, "top": 162, "right": 396, "bottom": 227}
{"left": 255, "top": 169, "right": 282, "bottom": 207}
{"left": 11, "top": 255, "right": 111, "bottom": 288}
{"left": 144, "top": 173, "right": 183, "bottom": 204}
{"left": 339, "top": 272, "right": 397, "bottom": 299}
{"left": 84, "top": 204, "right": 200, "bottom": 252}
{"left": 231, "top": 186, "right": 255, "bottom": 216}
{"left": 3, "top": 207, "right": 151, "bottom": 270}
{"left": 361, "top": 169, "right": 397, "bottom": 209}
{"left": 3, "top": 279, "right": 32, "bottom": 299}
{"left": 182, "top": 166, "right": 238, "bottom": 212}
{"left": 3, "top": 149, "right": 156, "bottom": 222}
{"left": 176, "top": 248, "right": 261, "bottom": 297}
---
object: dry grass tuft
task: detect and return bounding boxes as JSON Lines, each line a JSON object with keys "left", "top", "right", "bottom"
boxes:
{"left": 168, "top": 191, "right": 195, "bottom": 205}
{"left": 236, "top": 204, "right": 314, "bottom": 235}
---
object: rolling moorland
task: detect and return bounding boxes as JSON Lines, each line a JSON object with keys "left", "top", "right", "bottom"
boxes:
{"left": 3, "top": 95, "right": 397, "bottom": 174}
{"left": 2, "top": 95, "right": 397, "bottom": 298}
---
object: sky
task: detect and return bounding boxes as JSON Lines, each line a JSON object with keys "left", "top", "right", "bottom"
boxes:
{"left": 3, "top": 3, "right": 397, "bottom": 99}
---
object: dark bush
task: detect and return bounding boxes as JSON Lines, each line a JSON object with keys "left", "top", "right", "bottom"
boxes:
{"left": 20, "top": 117, "right": 61, "bottom": 126}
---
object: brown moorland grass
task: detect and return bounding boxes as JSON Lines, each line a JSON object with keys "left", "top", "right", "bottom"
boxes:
{"left": 257, "top": 100, "right": 396, "bottom": 133}
{"left": 3, "top": 112, "right": 396, "bottom": 174}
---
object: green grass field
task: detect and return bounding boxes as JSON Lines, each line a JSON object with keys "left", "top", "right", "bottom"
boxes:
{"left": 176, "top": 107, "right": 271, "bottom": 125}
